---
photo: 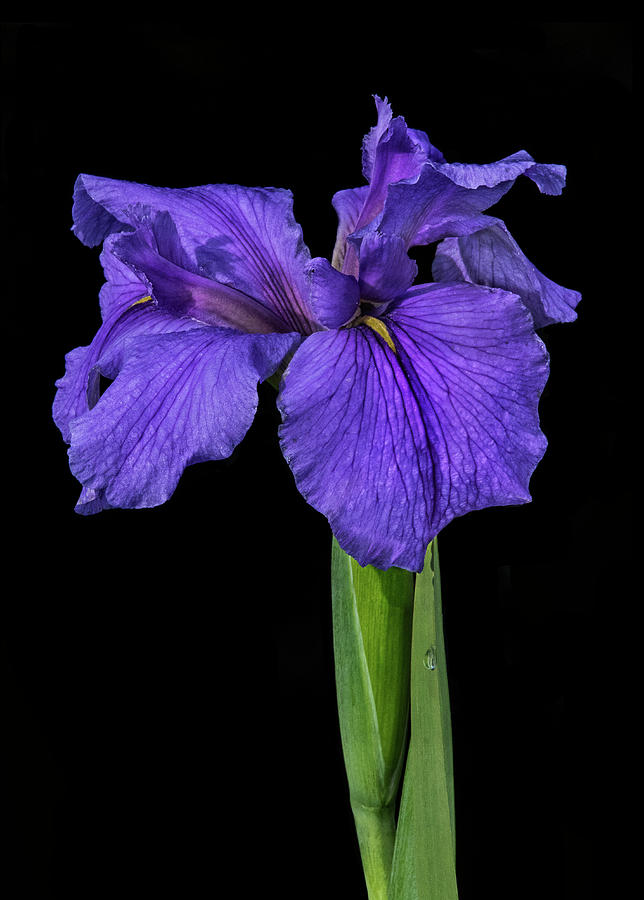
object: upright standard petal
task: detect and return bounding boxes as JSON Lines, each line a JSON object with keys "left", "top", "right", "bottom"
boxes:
{"left": 332, "top": 97, "right": 434, "bottom": 276}
{"left": 68, "top": 328, "right": 301, "bottom": 513}
{"left": 355, "top": 232, "right": 418, "bottom": 304}
{"left": 357, "top": 153, "right": 568, "bottom": 253}
{"left": 361, "top": 95, "right": 395, "bottom": 181}
{"left": 278, "top": 283, "right": 549, "bottom": 571}
{"left": 331, "top": 186, "right": 369, "bottom": 271}
{"left": 73, "top": 175, "right": 317, "bottom": 333}
{"left": 357, "top": 102, "right": 428, "bottom": 232}
{"left": 432, "top": 218, "right": 581, "bottom": 327}
{"left": 360, "top": 96, "right": 443, "bottom": 218}
{"left": 435, "top": 151, "right": 566, "bottom": 194}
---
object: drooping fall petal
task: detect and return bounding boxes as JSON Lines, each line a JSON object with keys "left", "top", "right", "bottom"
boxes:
{"left": 68, "top": 327, "right": 301, "bottom": 513}
{"left": 278, "top": 282, "right": 549, "bottom": 571}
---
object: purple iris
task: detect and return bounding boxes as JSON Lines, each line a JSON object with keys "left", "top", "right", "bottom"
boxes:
{"left": 53, "top": 97, "right": 580, "bottom": 571}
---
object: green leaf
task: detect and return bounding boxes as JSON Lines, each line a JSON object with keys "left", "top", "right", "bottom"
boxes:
{"left": 390, "top": 538, "right": 458, "bottom": 899}
{"left": 331, "top": 538, "right": 414, "bottom": 899}
{"left": 389, "top": 767, "right": 417, "bottom": 899}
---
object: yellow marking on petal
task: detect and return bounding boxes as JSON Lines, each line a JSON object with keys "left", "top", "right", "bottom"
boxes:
{"left": 358, "top": 315, "right": 397, "bottom": 354}
{"left": 129, "top": 295, "right": 153, "bottom": 308}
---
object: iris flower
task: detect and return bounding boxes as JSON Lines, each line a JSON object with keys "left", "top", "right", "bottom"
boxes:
{"left": 54, "top": 97, "right": 580, "bottom": 571}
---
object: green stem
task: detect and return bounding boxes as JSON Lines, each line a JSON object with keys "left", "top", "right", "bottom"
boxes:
{"left": 351, "top": 802, "right": 397, "bottom": 900}
{"left": 331, "top": 538, "right": 414, "bottom": 900}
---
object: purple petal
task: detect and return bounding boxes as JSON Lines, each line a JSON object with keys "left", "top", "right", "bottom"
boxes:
{"left": 436, "top": 151, "right": 566, "bottom": 194}
{"left": 74, "top": 485, "right": 113, "bottom": 516}
{"left": 331, "top": 186, "right": 369, "bottom": 275}
{"left": 54, "top": 285, "right": 202, "bottom": 444}
{"left": 332, "top": 97, "right": 434, "bottom": 277}
{"left": 73, "top": 175, "right": 316, "bottom": 333}
{"left": 98, "top": 233, "right": 152, "bottom": 318}
{"left": 305, "top": 258, "right": 360, "bottom": 328}
{"left": 110, "top": 218, "right": 290, "bottom": 334}
{"left": 68, "top": 328, "right": 301, "bottom": 513}
{"left": 432, "top": 218, "right": 581, "bottom": 327}
{"left": 356, "top": 108, "right": 427, "bottom": 234}
{"left": 360, "top": 96, "right": 443, "bottom": 207}
{"left": 361, "top": 95, "right": 395, "bottom": 181}
{"left": 371, "top": 164, "right": 510, "bottom": 248}
{"left": 278, "top": 282, "right": 548, "bottom": 571}
{"left": 373, "top": 152, "right": 568, "bottom": 249}
{"left": 355, "top": 232, "right": 418, "bottom": 303}
{"left": 406, "top": 127, "right": 445, "bottom": 165}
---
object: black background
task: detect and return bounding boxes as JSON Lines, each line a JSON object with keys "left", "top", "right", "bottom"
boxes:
{"left": 2, "top": 22, "right": 633, "bottom": 899}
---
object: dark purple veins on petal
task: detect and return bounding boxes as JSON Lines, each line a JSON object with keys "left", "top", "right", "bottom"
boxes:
{"left": 68, "top": 327, "right": 301, "bottom": 513}
{"left": 72, "top": 175, "right": 318, "bottom": 335}
{"left": 278, "top": 282, "right": 550, "bottom": 571}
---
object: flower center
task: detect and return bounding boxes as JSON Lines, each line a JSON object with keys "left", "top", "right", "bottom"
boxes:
{"left": 353, "top": 314, "right": 397, "bottom": 354}
{"left": 130, "top": 295, "right": 153, "bottom": 308}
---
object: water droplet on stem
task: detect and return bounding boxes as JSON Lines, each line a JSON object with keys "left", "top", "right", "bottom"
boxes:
{"left": 423, "top": 647, "right": 437, "bottom": 670}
